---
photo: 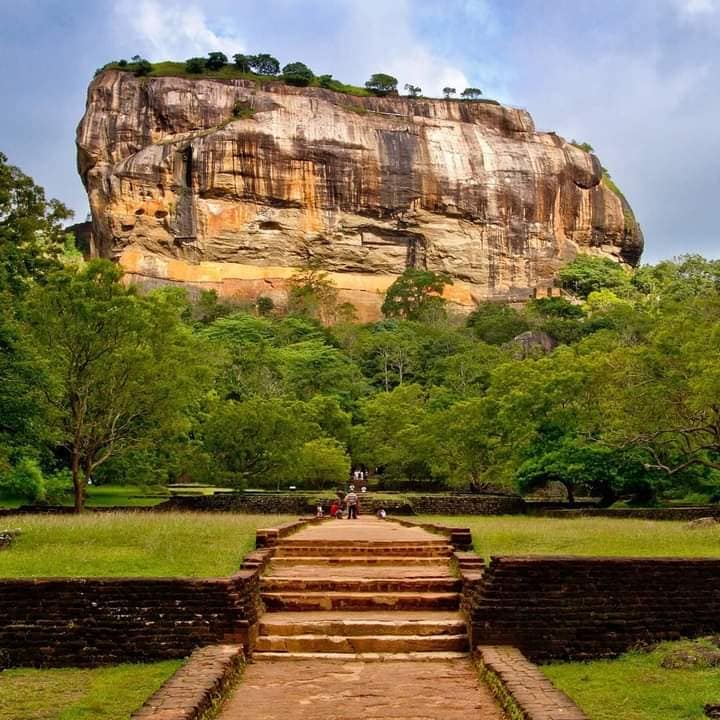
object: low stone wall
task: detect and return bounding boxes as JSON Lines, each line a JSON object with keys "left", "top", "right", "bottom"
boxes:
{"left": 467, "top": 556, "right": 720, "bottom": 661}
{"left": 477, "top": 645, "right": 588, "bottom": 720}
{"left": 0, "top": 570, "right": 260, "bottom": 668}
{"left": 131, "top": 644, "right": 244, "bottom": 720}
{"left": 160, "top": 493, "right": 524, "bottom": 516}
{"left": 530, "top": 506, "right": 720, "bottom": 521}
{"left": 387, "top": 517, "right": 474, "bottom": 550}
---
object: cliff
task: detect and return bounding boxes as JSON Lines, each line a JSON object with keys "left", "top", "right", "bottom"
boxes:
{"left": 77, "top": 70, "right": 643, "bottom": 320}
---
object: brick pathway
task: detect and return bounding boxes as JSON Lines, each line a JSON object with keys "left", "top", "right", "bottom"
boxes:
{"left": 218, "top": 658, "right": 502, "bottom": 720}
{"left": 217, "top": 517, "right": 503, "bottom": 719}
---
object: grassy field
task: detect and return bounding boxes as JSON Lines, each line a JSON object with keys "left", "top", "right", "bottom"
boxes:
{"left": 543, "top": 640, "right": 720, "bottom": 720}
{"left": 417, "top": 515, "right": 720, "bottom": 558}
{"left": 0, "top": 661, "right": 181, "bottom": 720}
{"left": 0, "top": 512, "right": 292, "bottom": 577}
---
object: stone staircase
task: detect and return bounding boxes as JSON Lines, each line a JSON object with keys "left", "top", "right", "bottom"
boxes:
{"left": 254, "top": 519, "right": 469, "bottom": 660}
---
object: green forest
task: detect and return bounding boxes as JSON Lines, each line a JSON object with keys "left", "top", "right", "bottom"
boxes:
{"left": 2, "top": 153, "right": 720, "bottom": 511}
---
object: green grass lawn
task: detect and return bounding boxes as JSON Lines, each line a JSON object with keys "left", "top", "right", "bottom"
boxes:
{"left": 542, "top": 641, "right": 720, "bottom": 720}
{"left": 0, "top": 661, "right": 181, "bottom": 720}
{"left": 0, "top": 512, "right": 292, "bottom": 577}
{"left": 416, "top": 515, "right": 720, "bottom": 558}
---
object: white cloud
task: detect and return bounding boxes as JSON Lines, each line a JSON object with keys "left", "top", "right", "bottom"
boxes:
{"left": 331, "top": 0, "right": 469, "bottom": 97}
{"left": 676, "top": 0, "right": 716, "bottom": 17}
{"left": 114, "top": 1, "right": 245, "bottom": 60}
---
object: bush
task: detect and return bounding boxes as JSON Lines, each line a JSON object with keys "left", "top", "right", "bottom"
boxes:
{"left": 467, "top": 302, "right": 529, "bottom": 345}
{"left": 0, "top": 458, "right": 45, "bottom": 503}
{"left": 133, "top": 60, "right": 152, "bottom": 77}
{"left": 45, "top": 469, "right": 72, "bottom": 504}
{"left": 206, "top": 52, "right": 227, "bottom": 71}
{"left": 185, "top": 57, "right": 206, "bottom": 74}
{"left": 282, "top": 62, "right": 314, "bottom": 87}
{"left": 256, "top": 296, "right": 275, "bottom": 316}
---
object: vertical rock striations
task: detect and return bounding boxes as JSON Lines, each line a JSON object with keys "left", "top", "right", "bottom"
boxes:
{"left": 77, "top": 70, "right": 643, "bottom": 319}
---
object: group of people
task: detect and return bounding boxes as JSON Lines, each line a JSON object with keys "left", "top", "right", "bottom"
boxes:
{"left": 315, "top": 476, "right": 387, "bottom": 520}
{"left": 327, "top": 485, "right": 359, "bottom": 519}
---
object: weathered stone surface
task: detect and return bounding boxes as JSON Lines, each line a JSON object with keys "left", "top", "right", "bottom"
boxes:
{"left": 77, "top": 71, "right": 643, "bottom": 320}
{"left": 217, "top": 658, "right": 502, "bottom": 719}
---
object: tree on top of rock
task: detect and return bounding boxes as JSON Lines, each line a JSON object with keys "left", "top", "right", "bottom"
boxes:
{"left": 249, "top": 54, "right": 280, "bottom": 76}
{"left": 461, "top": 87, "right": 483, "bottom": 99}
{"left": 206, "top": 52, "right": 228, "bottom": 70}
{"left": 381, "top": 268, "right": 452, "bottom": 321}
{"left": 443, "top": 87, "right": 456, "bottom": 99}
{"left": 185, "top": 57, "right": 206, "bottom": 74}
{"left": 233, "top": 54, "right": 251, "bottom": 72}
{"left": 404, "top": 84, "right": 422, "bottom": 97}
{"left": 282, "top": 62, "right": 315, "bottom": 87}
{"left": 365, "top": 73, "right": 398, "bottom": 96}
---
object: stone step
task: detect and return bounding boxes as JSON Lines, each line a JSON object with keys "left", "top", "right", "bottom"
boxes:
{"left": 258, "top": 611, "right": 466, "bottom": 638}
{"left": 269, "top": 556, "right": 447, "bottom": 566}
{"left": 261, "top": 577, "right": 461, "bottom": 593}
{"left": 273, "top": 545, "right": 453, "bottom": 558}
{"left": 252, "top": 651, "right": 470, "bottom": 662}
{"left": 261, "top": 591, "right": 460, "bottom": 612}
{"left": 278, "top": 539, "right": 450, "bottom": 548}
{"left": 254, "top": 633, "right": 469, "bottom": 654}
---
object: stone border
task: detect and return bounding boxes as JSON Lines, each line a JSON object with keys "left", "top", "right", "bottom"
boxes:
{"left": 476, "top": 645, "right": 588, "bottom": 720}
{"left": 255, "top": 517, "right": 313, "bottom": 548}
{"left": 385, "top": 516, "right": 473, "bottom": 550}
{"left": 131, "top": 644, "right": 244, "bottom": 720}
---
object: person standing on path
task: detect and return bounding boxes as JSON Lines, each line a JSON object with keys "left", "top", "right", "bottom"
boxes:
{"left": 345, "top": 486, "right": 359, "bottom": 519}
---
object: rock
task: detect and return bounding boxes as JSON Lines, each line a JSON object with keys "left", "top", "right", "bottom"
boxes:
{"left": 661, "top": 644, "right": 720, "bottom": 669}
{"left": 687, "top": 517, "right": 718, "bottom": 529}
{"left": 509, "top": 330, "right": 558, "bottom": 358}
{"left": 77, "top": 71, "right": 644, "bottom": 321}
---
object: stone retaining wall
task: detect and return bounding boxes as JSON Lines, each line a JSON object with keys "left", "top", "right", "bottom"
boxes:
{"left": 467, "top": 556, "right": 720, "bottom": 661}
{"left": 477, "top": 645, "right": 588, "bottom": 720}
{"left": 0, "top": 570, "right": 260, "bottom": 668}
{"left": 160, "top": 493, "right": 523, "bottom": 516}
{"left": 131, "top": 644, "right": 244, "bottom": 720}
{"left": 530, "top": 506, "right": 720, "bottom": 521}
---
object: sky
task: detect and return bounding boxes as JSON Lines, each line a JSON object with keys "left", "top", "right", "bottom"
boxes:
{"left": 0, "top": 0, "right": 718, "bottom": 263}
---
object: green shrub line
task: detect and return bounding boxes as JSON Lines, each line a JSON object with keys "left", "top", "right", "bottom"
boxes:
{"left": 95, "top": 58, "right": 495, "bottom": 104}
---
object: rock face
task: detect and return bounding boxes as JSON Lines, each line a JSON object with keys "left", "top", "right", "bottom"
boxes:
{"left": 77, "top": 70, "right": 643, "bottom": 320}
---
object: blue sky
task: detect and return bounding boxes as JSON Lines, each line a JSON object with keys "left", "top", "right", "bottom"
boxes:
{"left": 1, "top": 0, "right": 718, "bottom": 262}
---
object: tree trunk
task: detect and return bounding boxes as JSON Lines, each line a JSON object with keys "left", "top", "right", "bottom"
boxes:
{"left": 565, "top": 483, "right": 575, "bottom": 507}
{"left": 71, "top": 452, "right": 85, "bottom": 513}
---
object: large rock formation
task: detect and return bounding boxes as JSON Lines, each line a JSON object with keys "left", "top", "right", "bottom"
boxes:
{"left": 77, "top": 70, "right": 643, "bottom": 320}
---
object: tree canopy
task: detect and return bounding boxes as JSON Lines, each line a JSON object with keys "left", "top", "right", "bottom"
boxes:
{"left": 2, "top": 155, "right": 719, "bottom": 510}
{"left": 365, "top": 73, "right": 398, "bottom": 95}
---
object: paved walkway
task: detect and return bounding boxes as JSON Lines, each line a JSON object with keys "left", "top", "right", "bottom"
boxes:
{"left": 217, "top": 517, "right": 503, "bottom": 719}
{"left": 218, "top": 658, "right": 502, "bottom": 719}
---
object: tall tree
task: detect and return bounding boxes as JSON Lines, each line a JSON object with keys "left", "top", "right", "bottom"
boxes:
{"left": 381, "top": 268, "right": 451, "bottom": 321}
{"left": 26, "top": 260, "right": 210, "bottom": 511}
{"left": 0, "top": 152, "right": 72, "bottom": 297}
